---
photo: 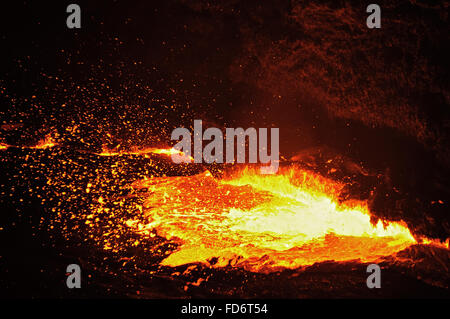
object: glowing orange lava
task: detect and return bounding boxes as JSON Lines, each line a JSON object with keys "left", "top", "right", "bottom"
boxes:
{"left": 125, "top": 167, "right": 417, "bottom": 272}
{"left": 0, "top": 134, "right": 56, "bottom": 150}
{"left": 30, "top": 135, "right": 56, "bottom": 149}
{"left": 98, "top": 146, "right": 193, "bottom": 162}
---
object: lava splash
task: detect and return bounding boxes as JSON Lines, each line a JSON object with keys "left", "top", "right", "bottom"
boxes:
{"left": 126, "top": 166, "right": 416, "bottom": 272}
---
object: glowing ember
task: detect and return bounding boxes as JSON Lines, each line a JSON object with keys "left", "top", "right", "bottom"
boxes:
{"left": 30, "top": 135, "right": 57, "bottom": 149}
{"left": 148, "top": 148, "right": 194, "bottom": 162}
{"left": 98, "top": 146, "right": 193, "bottom": 162}
{"left": 126, "top": 167, "right": 416, "bottom": 272}
{"left": 0, "top": 134, "right": 56, "bottom": 150}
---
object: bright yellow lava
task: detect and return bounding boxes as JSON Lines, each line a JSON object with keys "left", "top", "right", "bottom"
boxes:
{"left": 126, "top": 167, "right": 416, "bottom": 272}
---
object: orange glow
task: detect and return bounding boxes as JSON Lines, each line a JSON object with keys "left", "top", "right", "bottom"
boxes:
{"left": 420, "top": 238, "right": 449, "bottom": 249}
{"left": 125, "top": 167, "right": 418, "bottom": 272}
{"left": 30, "top": 135, "right": 56, "bottom": 149}
{"left": 0, "top": 135, "right": 56, "bottom": 150}
{"left": 149, "top": 148, "right": 194, "bottom": 162}
{"left": 98, "top": 146, "right": 193, "bottom": 162}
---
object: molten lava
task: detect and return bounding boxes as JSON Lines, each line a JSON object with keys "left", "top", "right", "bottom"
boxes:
{"left": 126, "top": 166, "right": 416, "bottom": 272}
{"left": 98, "top": 146, "right": 193, "bottom": 162}
{"left": 30, "top": 135, "right": 57, "bottom": 149}
{"left": 0, "top": 134, "right": 56, "bottom": 150}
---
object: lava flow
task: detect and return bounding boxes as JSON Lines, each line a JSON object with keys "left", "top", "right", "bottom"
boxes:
{"left": 97, "top": 146, "right": 193, "bottom": 162}
{"left": 125, "top": 165, "right": 417, "bottom": 272}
